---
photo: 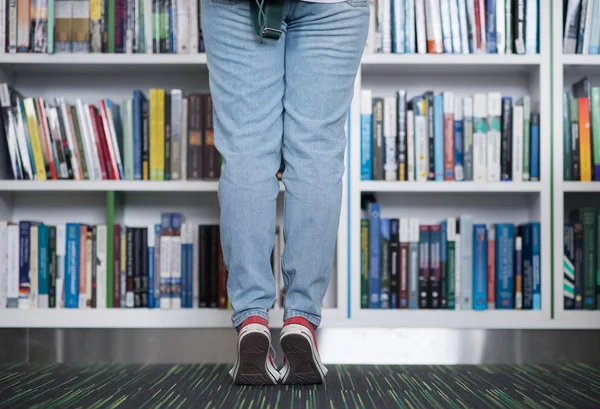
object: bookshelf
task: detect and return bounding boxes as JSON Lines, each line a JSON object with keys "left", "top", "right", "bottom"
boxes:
{"left": 552, "top": 1, "right": 600, "bottom": 329}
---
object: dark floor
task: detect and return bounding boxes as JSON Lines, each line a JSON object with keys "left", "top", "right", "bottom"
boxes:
{"left": 1, "top": 363, "right": 599, "bottom": 409}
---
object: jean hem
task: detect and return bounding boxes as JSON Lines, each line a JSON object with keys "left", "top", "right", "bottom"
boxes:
{"left": 284, "top": 309, "right": 321, "bottom": 327}
{"left": 231, "top": 309, "right": 270, "bottom": 328}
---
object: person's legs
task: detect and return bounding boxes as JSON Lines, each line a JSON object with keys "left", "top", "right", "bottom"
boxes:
{"left": 201, "top": 0, "right": 287, "bottom": 328}
{"left": 280, "top": 0, "right": 370, "bottom": 327}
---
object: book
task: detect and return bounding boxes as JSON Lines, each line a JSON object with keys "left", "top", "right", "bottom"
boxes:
{"left": 486, "top": 92, "right": 502, "bottom": 182}
{"left": 440, "top": 221, "right": 447, "bottom": 308}
{"left": 361, "top": 90, "right": 373, "bottom": 181}
{"left": 515, "top": 235, "right": 523, "bottom": 309}
{"left": 389, "top": 219, "right": 399, "bottom": 309}
{"left": 443, "top": 92, "right": 455, "bottom": 180}
{"left": 380, "top": 218, "right": 391, "bottom": 309}
{"left": 384, "top": 97, "right": 398, "bottom": 181}
{"left": 434, "top": 93, "right": 444, "bottom": 181}
{"left": 368, "top": 202, "right": 381, "bottom": 309}
{"left": 429, "top": 224, "right": 441, "bottom": 308}
{"left": 500, "top": 97, "right": 513, "bottom": 181}
{"left": 459, "top": 215, "right": 473, "bottom": 309}
{"left": 397, "top": 91, "right": 407, "bottom": 181}
{"left": 530, "top": 112, "right": 540, "bottom": 181}
{"left": 487, "top": 225, "right": 496, "bottom": 309}
{"left": 473, "top": 224, "right": 487, "bottom": 310}
{"left": 564, "top": 223, "right": 576, "bottom": 310}
{"left": 361, "top": 219, "right": 369, "bottom": 309}
{"left": 463, "top": 96, "right": 474, "bottom": 181}
{"left": 531, "top": 222, "right": 541, "bottom": 310}
{"left": 520, "top": 223, "right": 533, "bottom": 309}
{"left": 473, "top": 93, "right": 487, "bottom": 182}
{"left": 399, "top": 218, "right": 409, "bottom": 308}
{"left": 454, "top": 97, "right": 464, "bottom": 181}
{"left": 446, "top": 217, "right": 457, "bottom": 309}
{"left": 496, "top": 223, "right": 515, "bottom": 309}
{"left": 418, "top": 225, "right": 431, "bottom": 309}
{"left": 408, "top": 218, "right": 420, "bottom": 309}
{"left": 372, "top": 98, "right": 384, "bottom": 181}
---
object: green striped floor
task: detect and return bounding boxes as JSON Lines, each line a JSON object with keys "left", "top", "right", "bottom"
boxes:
{"left": 1, "top": 363, "right": 599, "bottom": 408}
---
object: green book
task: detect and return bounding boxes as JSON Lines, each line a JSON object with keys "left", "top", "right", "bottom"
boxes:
{"left": 70, "top": 105, "right": 89, "bottom": 180}
{"left": 106, "top": 191, "right": 115, "bottom": 308}
{"left": 579, "top": 208, "right": 597, "bottom": 310}
{"left": 138, "top": 0, "right": 146, "bottom": 53}
{"left": 520, "top": 96, "right": 531, "bottom": 181}
{"left": 591, "top": 88, "right": 600, "bottom": 181}
{"left": 361, "top": 219, "right": 369, "bottom": 309}
{"left": 108, "top": 0, "right": 116, "bottom": 53}
{"left": 47, "top": 0, "right": 55, "bottom": 54}
{"left": 48, "top": 226, "right": 57, "bottom": 308}
{"left": 446, "top": 217, "right": 456, "bottom": 309}
{"left": 563, "top": 91, "right": 572, "bottom": 181}
{"left": 121, "top": 99, "right": 134, "bottom": 180}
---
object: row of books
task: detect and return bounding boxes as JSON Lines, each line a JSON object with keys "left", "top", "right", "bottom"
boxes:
{"left": 0, "top": 85, "right": 220, "bottom": 181}
{"left": 563, "top": 0, "right": 600, "bottom": 54}
{"left": 564, "top": 207, "right": 600, "bottom": 310}
{"left": 0, "top": 215, "right": 290, "bottom": 310}
{"left": 563, "top": 77, "right": 600, "bottom": 181}
{"left": 361, "top": 90, "right": 540, "bottom": 182}
{"left": 361, "top": 203, "right": 541, "bottom": 310}
{"left": 366, "top": 0, "right": 539, "bottom": 55}
{"left": 0, "top": 0, "right": 205, "bottom": 54}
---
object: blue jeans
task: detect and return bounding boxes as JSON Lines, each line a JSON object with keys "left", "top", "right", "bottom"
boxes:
{"left": 201, "top": 0, "right": 369, "bottom": 328}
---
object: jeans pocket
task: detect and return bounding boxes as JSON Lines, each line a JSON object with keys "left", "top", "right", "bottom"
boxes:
{"left": 345, "top": 0, "right": 368, "bottom": 7}
{"left": 211, "top": 0, "right": 244, "bottom": 5}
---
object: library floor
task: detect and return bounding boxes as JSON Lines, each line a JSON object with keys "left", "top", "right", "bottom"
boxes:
{"left": 1, "top": 363, "right": 599, "bottom": 409}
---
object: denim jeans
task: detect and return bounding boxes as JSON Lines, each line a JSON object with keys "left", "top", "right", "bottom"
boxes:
{"left": 201, "top": 0, "right": 369, "bottom": 328}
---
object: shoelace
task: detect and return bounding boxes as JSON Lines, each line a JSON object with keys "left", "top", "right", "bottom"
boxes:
{"left": 255, "top": 0, "right": 268, "bottom": 43}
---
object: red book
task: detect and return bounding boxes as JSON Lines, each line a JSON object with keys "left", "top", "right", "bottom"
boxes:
{"left": 99, "top": 100, "right": 120, "bottom": 179}
{"left": 443, "top": 93, "right": 455, "bottom": 180}
{"left": 487, "top": 226, "right": 496, "bottom": 309}
{"left": 95, "top": 108, "right": 116, "bottom": 180}
{"left": 113, "top": 224, "right": 121, "bottom": 308}
{"left": 399, "top": 219, "right": 409, "bottom": 308}
{"left": 475, "top": 0, "right": 485, "bottom": 52}
{"left": 87, "top": 106, "right": 108, "bottom": 179}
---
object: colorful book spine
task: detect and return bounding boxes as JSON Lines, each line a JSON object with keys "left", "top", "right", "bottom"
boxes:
{"left": 147, "top": 224, "right": 155, "bottom": 308}
{"left": 520, "top": 223, "right": 533, "bottom": 309}
{"left": 426, "top": 92, "right": 435, "bottom": 180}
{"left": 500, "top": 96, "right": 513, "bottom": 181}
{"left": 460, "top": 215, "right": 473, "bottom": 309}
{"left": 486, "top": 225, "right": 495, "bottom": 309}
{"left": 65, "top": 223, "right": 79, "bottom": 308}
{"left": 486, "top": 92, "right": 502, "bottom": 182}
{"left": 18, "top": 221, "right": 31, "bottom": 308}
{"left": 454, "top": 97, "right": 464, "bottom": 181}
{"left": 368, "top": 202, "right": 381, "bottom": 309}
{"left": 30, "top": 224, "right": 39, "bottom": 308}
{"left": 159, "top": 213, "right": 171, "bottom": 309}
{"left": 564, "top": 223, "right": 576, "bottom": 310}
{"left": 408, "top": 218, "right": 420, "bottom": 309}
{"left": 397, "top": 91, "right": 407, "bottom": 181}
{"left": 418, "top": 225, "right": 431, "bottom": 309}
{"left": 48, "top": 226, "right": 57, "bottom": 308}
{"left": 495, "top": 223, "right": 515, "bottom": 309}
{"left": 440, "top": 221, "right": 447, "bottom": 308}
{"left": 579, "top": 97, "right": 592, "bottom": 182}
{"left": 434, "top": 93, "right": 444, "bottom": 181}
{"left": 361, "top": 90, "right": 373, "bottom": 181}
{"left": 380, "top": 218, "right": 391, "bottom": 309}
{"left": 170, "top": 213, "right": 182, "bottom": 309}
{"left": 446, "top": 217, "right": 456, "bottom": 309}
{"left": 591, "top": 88, "right": 600, "bottom": 180}
{"left": 486, "top": 0, "right": 497, "bottom": 53}
{"left": 455, "top": 219, "right": 461, "bottom": 309}
{"left": 399, "top": 218, "right": 409, "bottom": 308}
{"left": 530, "top": 112, "right": 540, "bottom": 181}
{"left": 513, "top": 103, "right": 524, "bottom": 182}
{"left": 389, "top": 219, "right": 399, "bottom": 309}
{"left": 361, "top": 219, "right": 369, "bottom": 309}
{"left": 473, "top": 93, "right": 487, "bottom": 182}
{"left": 429, "top": 224, "right": 441, "bottom": 309}
{"left": 414, "top": 96, "right": 428, "bottom": 181}
{"left": 463, "top": 96, "right": 474, "bottom": 180}
{"left": 424, "top": 0, "right": 443, "bottom": 53}
{"left": 531, "top": 222, "right": 541, "bottom": 310}
{"left": 383, "top": 97, "right": 398, "bottom": 181}
{"left": 372, "top": 98, "right": 384, "bottom": 181}
{"left": 443, "top": 91, "right": 455, "bottom": 180}
{"left": 563, "top": 0, "right": 580, "bottom": 53}
{"left": 133, "top": 90, "right": 144, "bottom": 180}
{"left": 38, "top": 224, "right": 49, "bottom": 308}
{"left": 472, "top": 224, "right": 487, "bottom": 310}
{"left": 515, "top": 235, "right": 523, "bottom": 309}
{"left": 391, "top": 0, "right": 405, "bottom": 53}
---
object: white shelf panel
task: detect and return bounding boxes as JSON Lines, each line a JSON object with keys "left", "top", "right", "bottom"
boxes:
{"left": 0, "top": 181, "right": 287, "bottom": 192}
{"left": 562, "top": 182, "right": 600, "bottom": 193}
{"left": 562, "top": 55, "right": 600, "bottom": 67}
{"left": 553, "top": 311, "right": 600, "bottom": 329}
{"left": 360, "top": 181, "right": 542, "bottom": 193}
{"left": 0, "top": 308, "right": 342, "bottom": 329}
{"left": 352, "top": 310, "right": 549, "bottom": 329}
{"left": 361, "top": 54, "right": 541, "bottom": 75}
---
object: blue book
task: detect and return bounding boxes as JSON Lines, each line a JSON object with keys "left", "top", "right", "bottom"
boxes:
{"left": 404, "top": 0, "right": 416, "bottom": 53}
{"left": 133, "top": 90, "right": 145, "bottom": 180}
{"left": 186, "top": 227, "right": 194, "bottom": 308}
{"left": 391, "top": 0, "right": 405, "bottom": 53}
{"left": 180, "top": 226, "right": 188, "bottom": 308}
{"left": 38, "top": 224, "right": 49, "bottom": 308}
{"left": 520, "top": 223, "right": 533, "bottom": 309}
{"left": 361, "top": 91, "right": 373, "bottom": 181}
{"left": 18, "top": 221, "right": 31, "bottom": 306}
{"left": 487, "top": 0, "right": 497, "bottom": 53}
{"left": 530, "top": 113, "right": 540, "bottom": 181}
{"left": 148, "top": 224, "right": 156, "bottom": 309}
{"left": 434, "top": 94, "right": 444, "bottom": 181}
{"left": 454, "top": 111, "right": 464, "bottom": 181}
{"left": 496, "top": 224, "right": 515, "bottom": 309}
{"left": 590, "top": 0, "right": 600, "bottom": 54}
{"left": 368, "top": 202, "right": 381, "bottom": 309}
{"left": 472, "top": 224, "right": 487, "bottom": 310}
{"left": 160, "top": 213, "right": 172, "bottom": 308}
{"left": 531, "top": 222, "right": 541, "bottom": 310}
{"left": 65, "top": 223, "right": 80, "bottom": 309}
{"left": 153, "top": 224, "right": 162, "bottom": 307}
{"left": 440, "top": 221, "right": 447, "bottom": 308}
{"left": 380, "top": 219, "right": 391, "bottom": 309}
{"left": 169, "top": 3, "right": 176, "bottom": 53}
{"left": 577, "top": 0, "right": 590, "bottom": 54}
{"left": 170, "top": 213, "right": 183, "bottom": 307}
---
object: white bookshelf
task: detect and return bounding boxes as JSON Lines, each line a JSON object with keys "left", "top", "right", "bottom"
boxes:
{"left": 1, "top": 0, "right": 593, "bottom": 330}
{"left": 552, "top": 2, "right": 600, "bottom": 329}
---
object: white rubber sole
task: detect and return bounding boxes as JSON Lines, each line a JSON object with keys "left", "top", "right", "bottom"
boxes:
{"left": 229, "top": 323, "right": 280, "bottom": 385}
{"left": 279, "top": 324, "right": 328, "bottom": 384}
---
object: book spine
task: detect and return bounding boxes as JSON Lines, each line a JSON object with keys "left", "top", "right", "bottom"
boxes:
{"left": 408, "top": 218, "right": 420, "bottom": 309}
{"left": 429, "top": 225, "right": 441, "bottom": 309}
{"left": 125, "top": 227, "right": 133, "bottom": 307}
{"left": 199, "top": 225, "right": 208, "bottom": 307}
{"left": 440, "top": 221, "right": 447, "bottom": 308}
{"left": 476, "top": 0, "right": 488, "bottom": 52}
{"left": 381, "top": 0, "right": 392, "bottom": 53}
{"left": 472, "top": 224, "right": 487, "bottom": 310}
{"left": 530, "top": 112, "right": 540, "bottom": 181}
{"left": 368, "top": 203, "right": 381, "bottom": 309}
{"left": 463, "top": 96, "right": 474, "bottom": 180}
{"left": 0, "top": 1, "right": 6, "bottom": 54}
{"left": 564, "top": 223, "right": 576, "bottom": 310}
{"left": 487, "top": 92, "right": 502, "bottom": 182}
{"left": 446, "top": 218, "right": 456, "bottom": 309}
{"left": 17, "top": 0, "right": 30, "bottom": 52}
{"left": 431, "top": 92, "right": 441, "bottom": 180}
{"left": 48, "top": 226, "right": 57, "bottom": 308}
{"left": 391, "top": 0, "right": 405, "bottom": 53}
{"left": 449, "top": 0, "right": 461, "bottom": 52}
{"left": 164, "top": 93, "right": 171, "bottom": 180}
{"left": 79, "top": 226, "right": 88, "bottom": 308}
{"left": 425, "top": 0, "right": 443, "bottom": 53}
{"left": 397, "top": 91, "right": 407, "bottom": 181}
{"left": 443, "top": 92, "right": 455, "bottom": 180}
{"left": 360, "top": 219, "right": 369, "bottom": 309}
{"left": 141, "top": 227, "right": 148, "bottom": 308}
{"left": 458, "top": 0, "right": 469, "bottom": 53}
{"left": 473, "top": 93, "right": 487, "bottom": 182}
{"left": 210, "top": 225, "right": 219, "bottom": 308}
{"left": 531, "top": 222, "right": 541, "bottom": 310}
{"left": 513, "top": 0, "right": 526, "bottom": 53}
{"left": 455, "top": 224, "right": 461, "bottom": 309}
{"left": 407, "top": 107, "right": 415, "bottom": 181}
{"left": 91, "top": 227, "right": 97, "bottom": 308}
{"left": 38, "top": 224, "right": 49, "bottom": 308}
{"left": 418, "top": 225, "right": 430, "bottom": 309}
{"left": 512, "top": 104, "right": 524, "bottom": 181}
{"left": 170, "top": 90, "right": 182, "bottom": 180}
{"left": 454, "top": 97, "right": 464, "bottom": 181}
{"left": 30, "top": 0, "right": 48, "bottom": 53}
{"left": 187, "top": 93, "right": 203, "bottom": 180}
{"left": 90, "top": 0, "right": 102, "bottom": 52}
{"left": 460, "top": 215, "right": 473, "bottom": 309}
{"left": 132, "top": 91, "right": 142, "bottom": 179}
{"left": 521, "top": 96, "right": 531, "bottom": 180}
{"left": 486, "top": 0, "right": 497, "bottom": 53}
{"left": 405, "top": 0, "right": 416, "bottom": 53}
{"left": 148, "top": 224, "right": 155, "bottom": 308}
{"left": 97, "top": 225, "right": 107, "bottom": 308}
{"left": 440, "top": 0, "right": 453, "bottom": 52}
{"left": 18, "top": 221, "right": 31, "bottom": 308}
{"left": 8, "top": 0, "right": 18, "bottom": 53}
{"left": 521, "top": 223, "right": 533, "bottom": 309}
{"left": 569, "top": 97, "right": 581, "bottom": 180}
{"left": 579, "top": 208, "right": 596, "bottom": 309}
{"left": 372, "top": 98, "right": 384, "bottom": 181}
{"left": 496, "top": 224, "right": 515, "bottom": 309}
{"left": 112, "top": 224, "right": 120, "bottom": 308}
{"left": 7, "top": 225, "right": 19, "bottom": 308}
{"left": 501, "top": 97, "right": 513, "bottom": 180}
{"left": 579, "top": 98, "right": 592, "bottom": 182}
{"left": 170, "top": 214, "right": 182, "bottom": 308}
{"left": 23, "top": 99, "right": 47, "bottom": 180}
{"left": 29, "top": 225, "right": 38, "bottom": 308}
{"left": 153, "top": 224, "right": 161, "bottom": 307}
{"left": 65, "top": 223, "right": 79, "bottom": 308}
{"left": 487, "top": 225, "right": 496, "bottom": 309}
{"left": 379, "top": 218, "right": 390, "bottom": 309}
{"left": 132, "top": 227, "right": 141, "bottom": 307}
{"left": 515, "top": 235, "right": 523, "bottom": 309}
{"left": 414, "top": 96, "right": 429, "bottom": 181}
{"left": 496, "top": 0, "right": 506, "bottom": 53}
{"left": 415, "top": 0, "right": 427, "bottom": 53}
{"left": 120, "top": 101, "right": 133, "bottom": 180}
{"left": 383, "top": 97, "right": 398, "bottom": 181}
{"left": 574, "top": 222, "right": 584, "bottom": 309}
{"left": 217, "top": 228, "right": 227, "bottom": 309}
{"left": 591, "top": 88, "right": 600, "bottom": 180}
{"left": 524, "top": 0, "right": 537, "bottom": 53}
{"left": 399, "top": 218, "right": 409, "bottom": 308}
{"left": 71, "top": 0, "right": 90, "bottom": 53}
{"left": 389, "top": 219, "right": 399, "bottom": 309}
{"left": 466, "top": 0, "right": 476, "bottom": 52}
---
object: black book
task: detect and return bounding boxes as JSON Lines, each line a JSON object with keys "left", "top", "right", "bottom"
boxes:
{"left": 126, "top": 227, "right": 134, "bottom": 308}
{"left": 48, "top": 226, "right": 57, "bottom": 308}
{"left": 91, "top": 226, "right": 97, "bottom": 308}
{"left": 564, "top": 222, "right": 576, "bottom": 310}
{"left": 389, "top": 219, "right": 400, "bottom": 309}
{"left": 53, "top": 101, "right": 74, "bottom": 179}
{"left": 372, "top": 98, "right": 384, "bottom": 180}
{"left": 512, "top": 0, "right": 526, "bottom": 54}
{"left": 424, "top": 91, "right": 435, "bottom": 180}
{"left": 418, "top": 225, "right": 431, "bottom": 309}
{"left": 133, "top": 227, "right": 142, "bottom": 307}
{"left": 501, "top": 97, "right": 513, "bottom": 181}
{"left": 397, "top": 91, "right": 407, "bottom": 181}
{"left": 187, "top": 94, "right": 204, "bottom": 180}
{"left": 164, "top": 92, "right": 172, "bottom": 180}
{"left": 210, "top": 225, "right": 219, "bottom": 308}
{"left": 570, "top": 98, "right": 581, "bottom": 180}
{"left": 142, "top": 98, "right": 150, "bottom": 180}
{"left": 199, "top": 226, "right": 209, "bottom": 307}
{"left": 141, "top": 228, "right": 148, "bottom": 308}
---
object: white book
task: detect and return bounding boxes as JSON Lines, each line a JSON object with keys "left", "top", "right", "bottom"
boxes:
{"left": 415, "top": 106, "right": 428, "bottom": 182}
{"left": 466, "top": 0, "right": 477, "bottom": 53}
{"left": 505, "top": 0, "right": 512, "bottom": 54}
{"left": 160, "top": 233, "right": 172, "bottom": 309}
{"left": 58, "top": 100, "right": 81, "bottom": 180}
{"left": 7, "top": 224, "right": 19, "bottom": 308}
{"left": 125, "top": 0, "right": 134, "bottom": 53}
{"left": 192, "top": 223, "right": 199, "bottom": 308}
{"left": 512, "top": 105, "right": 524, "bottom": 182}
{"left": 56, "top": 224, "right": 66, "bottom": 308}
{"left": 583, "top": 0, "right": 595, "bottom": 54}
{"left": 425, "top": 0, "right": 443, "bottom": 53}
{"left": 459, "top": 215, "right": 473, "bottom": 310}
{"left": 366, "top": 0, "right": 377, "bottom": 53}
{"left": 525, "top": 0, "right": 537, "bottom": 54}
{"left": 455, "top": 231, "right": 461, "bottom": 310}
{"left": 382, "top": 0, "right": 392, "bottom": 53}
{"left": 47, "top": 107, "right": 69, "bottom": 179}
{"left": 189, "top": 0, "right": 199, "bottom": 53}
{"left": 473, "top": 93, "right": 487, "bottom": 182}
{"left": 8, "top": 0, "right": 16, "bottom": 53}
{"left": 454, "top": 97, "right": 464, "bottom": 181}
{"left": 97, "top": 225, "right": 107, "bottom": 308}
{"left": 75, "top": 100, "right": 99, "bottom": 180}
{"left": 0, "top": 1, "right": 6, "bottom": 54}
{"left": 449, "top": 0, "right": 461, "bottom": 53}
{"left": 177, "top": 0, "right": 189, "bottom": 53}
{"left": 29, "top": 225, "right": 38, "bottom": 309}
{"left": 13, "top": 100, "right": 34, "bottom": 180}
{"left": 440, "top": 0, "right": 453, "bottom": 52}
{"left": 384, "top": 97, "right": 398, "bottom": 181}
{"left": 415, "top": 0, "right": 427, "bottom": 53}
{"left": 104, "top": 102, "right": 124, "bottom": 179}
{"left": 487, "top": 226, "right": 496, "bottom": 309}
{"left": 145, "top": 0, "right": 153, "bottom": 54}
{"left": 407, "top": 109, "right": 415, "bottom": 181}
{"left": 495, "top": 0, "right": 505, "bottom": 54}
{"left": 170, "top": 90, "right": 183, "bottom": 180}
{"left": 405, "top": 0, "right": 416, "bottom": 53}
{"left": 3, "top": 102, "right": 25, "bottom": 179}
{"left": 0, "top": 222, "right": 7, "bottom": 308}
{"left": 172, "top": 225, "right": 183, "bottom": 310}
{"left": 181, "top": 98, "right": 188, "bottom": 180}
{"left": 564, "top": 0, "right": 582, "bottom": 53}
{"left": 515, "top": 236, "right": 523, "bottom": 309}
{"left": 486, "top": 92, "right": 502, "bottom": 182}
{"left": 457, "top": 0, "right": 469, "bottom": 54}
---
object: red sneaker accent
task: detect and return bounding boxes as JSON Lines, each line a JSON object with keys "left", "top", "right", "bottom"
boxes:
{"left": 237, "top": 316, "right": 269, "bottom": 332}
{"left": 283, "top": 316, "right": 317, "bottom": 345}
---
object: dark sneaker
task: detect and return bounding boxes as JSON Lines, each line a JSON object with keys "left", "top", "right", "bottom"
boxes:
{"left": 229, "top": 316, "right": 280, "bottom": 385}
{"left": 279, "top": 316, "right": 328, "bottom": 384}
